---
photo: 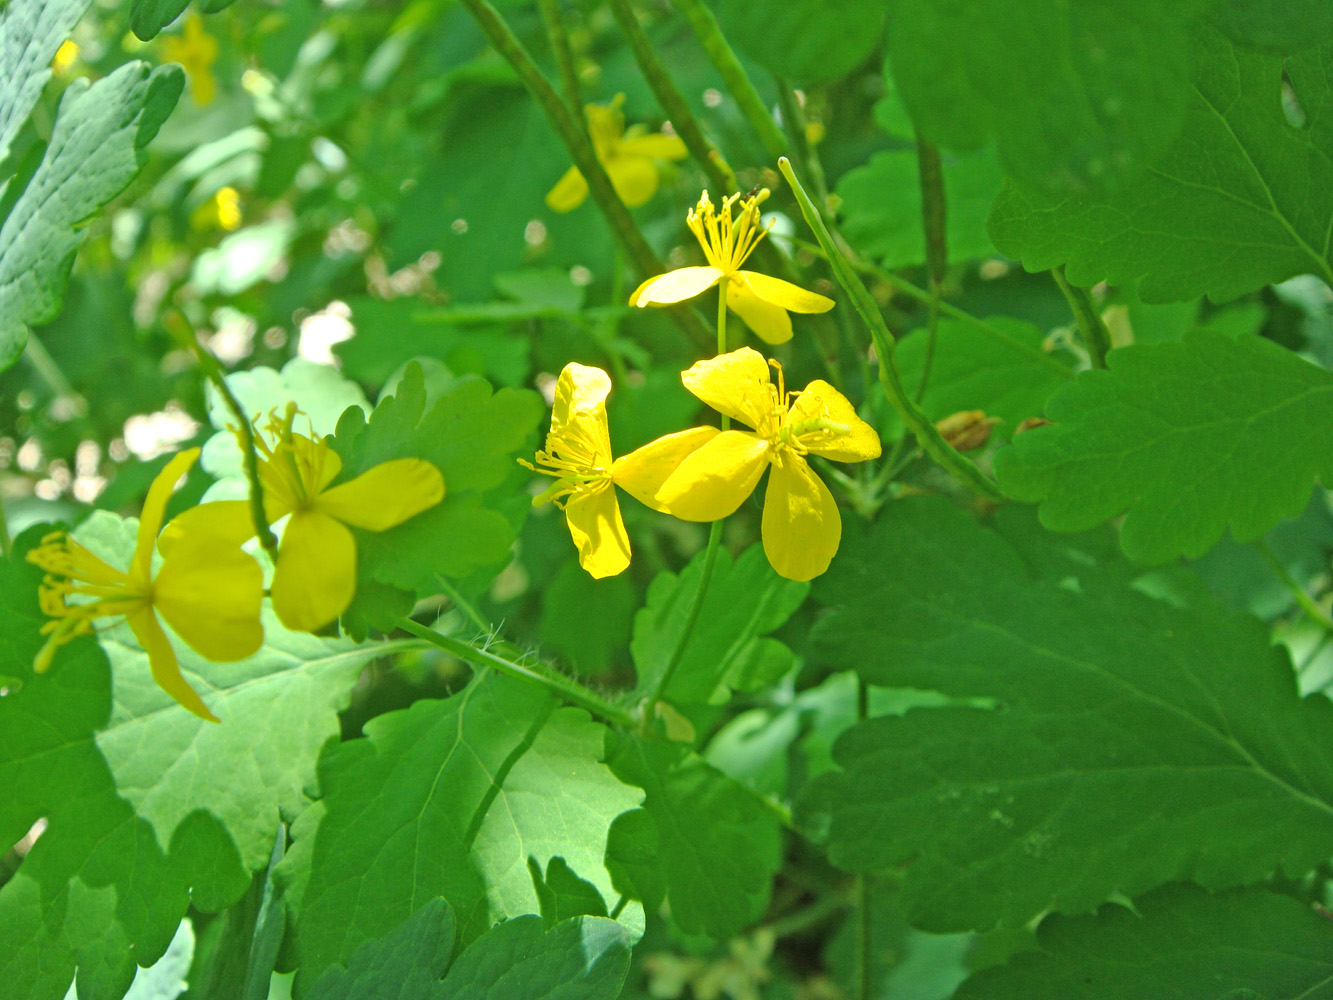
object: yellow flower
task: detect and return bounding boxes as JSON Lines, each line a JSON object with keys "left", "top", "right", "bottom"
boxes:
{"left": 628, "top": 189, "right": 835, "bottom": 345}
{"left": 616, "top": 348, "right": 881, "bottom": 581}
{"left": 166, "top": 409, "right": 445, "bottom": 633}
{"left": 162, "top": 13, "right": 219, "bottom": 106}
{"left": 522, "top": 362, "right": 712, "bottom": 578}
{"left": 52, "top": 40, "right": 80, "bottom": 76}
{"left": 192, "top": 185, "right": 243, "bottom": 232}
{"left": 546, "top": 95, "right": 688, "bottom": 212}
{"left": 26, "top": 448, "right": 263, "bottom": 723}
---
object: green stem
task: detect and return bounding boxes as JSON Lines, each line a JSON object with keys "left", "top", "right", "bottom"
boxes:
{"left": 854, "top": 675, "right": 872, "bottom": 1000}
{"left": 23, "top": 335, "right": 86, "bottom": 415}
{"left": 1257, "top": 540, "right": 1333, "bottom": 634}
{"left": 1052, "top": 266, "right": 1111, "bottom": 369}
{"left": 605, "top": 0, "right": 734, "bottom": 193}
{"left": 670, "top": 0, "right": 787, "bottom": 159}
{"left": 458, "top": 0, "right": 712, "bottom": 349}
{"left": 396, "top": 616, "right": 637, "bottom": 729}
{"left": 0, "top": 497, "right": 11, "bottom": 560}
{"left": 778, "top": 157, "right": 1002, "bottom": 501}
{"left": 776, "top": 80, "right": 829, "bottom": 206}
{"left": 789, "top": 237, "right": 1072, "bottom": 378}
{"left": 914, "top": 139, "right": 946, "bottom": 403}
{"left": 536, "top": 0, "right": 582, "bottom": 113}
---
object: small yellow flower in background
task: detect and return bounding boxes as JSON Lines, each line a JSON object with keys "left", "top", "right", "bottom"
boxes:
{"left": 617, "top": 347, "right": 881, "bottom": 581}
{"left": 191, "top": 185, "right": 243, "bottom": 232}
{"left": 523, "top": 362, "right": 713, "bottom": 578}
{"left": 629, "top": 189, "right": 835, "bottom": 345}
{"left": 52, "top": 39, "right": 80, "bottom": 76}
{"left": 546, "top": 94, "right": 688, "bottom": 212}
{"left": 166, "top": 408, "right": 445, "bottom": 632}
{"left": 27, "top": 448, "right": 263, "bottom": 723}
{"left": 162, "top": 13, "right": 219, "bottom": 106}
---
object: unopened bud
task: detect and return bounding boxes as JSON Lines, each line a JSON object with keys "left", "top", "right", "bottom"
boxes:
{"left": 1015, "top": 417, "right": 1052, "bottom": 435}
{"left": 935, "top": 410, "right": 1000, "bottom": 451}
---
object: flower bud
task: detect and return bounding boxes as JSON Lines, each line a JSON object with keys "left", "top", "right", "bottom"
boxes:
{"left": 935, "top": 410, "right": 1000, "bottom": 451}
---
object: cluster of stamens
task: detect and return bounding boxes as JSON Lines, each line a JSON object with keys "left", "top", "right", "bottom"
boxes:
{"left": 763, "top": 361, "right": 850, "bottom": 455}
{"left": 687, "top": 188, "right": 773, "bottom": 272}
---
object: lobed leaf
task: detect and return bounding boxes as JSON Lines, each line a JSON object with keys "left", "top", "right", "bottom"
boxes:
{"left": 130, "top": 0, "right": 239, "bottom": 42}
{"left": 716, "top": 0, "right": 886, "bottom": 87}
{"left": 0, "top": 0, "right": 89, "bottom": 164}
{"left": 802, "top": 498, "right": 1333, "bottom": 931}
{"left": 993, "top": 330, "right": 1333, "bottom": 563}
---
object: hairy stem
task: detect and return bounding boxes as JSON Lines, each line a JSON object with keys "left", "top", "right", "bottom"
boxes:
{"left": 779, "top": 157, "right": 1002, "bottom": 501}
{"left": 1052, "top": 266, "right": 1111, "bottom": 369}
{"left": 536, "top": 0, "right": 582, "bottom": 113}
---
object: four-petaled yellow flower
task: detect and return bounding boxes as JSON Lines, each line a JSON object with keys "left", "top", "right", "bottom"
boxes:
{"left": 546, "top": 95, "right": 688, "bottom": 213}
{"left": 168, "top": 409, "right": 445, "bottom": 632}
{"left": 523, "top": 362, "right": 713, "bottom": 578}
{"left": 629, "top": 189, "right": 834, "bottom": 345}
{"left": 621, "top": 347, "right": 881, "bottom": 581}
{"left": 162, "top": 13, "right": 219, "bottom": 106}
{"left": 26, "top": 448, "right": 263, "bottom": 723}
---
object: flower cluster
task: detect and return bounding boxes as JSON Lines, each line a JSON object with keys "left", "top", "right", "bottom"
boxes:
{"left": 526, "top": 188, "right": 880, "bottom": 583}
{"left": 27, "top": 408, "right": 444, "bottom": 720}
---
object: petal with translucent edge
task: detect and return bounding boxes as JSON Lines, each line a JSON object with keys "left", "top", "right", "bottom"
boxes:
{"left": 681, "top": 347, "right": 774, "bottom": 432}
{"left": 654, "top": 430, "right": 770, "bottom": 521}
{"left": 728, "top": 278, "right": 792, "bottom": 345}
{"left": 564, "top": 484, "right": 631, "bottom": 579}
{"left": 293, "top": 433, "right": 343, "bottom": 495}
{"left": 155, "top": 536, "right": 264, "bottom": 662}
{"left": 612, "top": 426, "right": 720, "bottom": 510}
{"left": 270, "top": 510, "right": 357, "bottom": 632}
{"left": 761, "top": 452, "right": 840, "bottom": 582}
{"left": 126, "top": 607, "right": 218, "bottom": 723}
{"left": 551, "top": 363, "right": 614, "bottom": 468}
{"left": 737, "top": 270, "right": 835, "bottom": 313}
{"left": 319, "top": 459, "right": 445, "bottom": 531}
{"left": 629, "top": 266, "right": 722, "bottom": 307}
{"left": 618, "top": 133, "right": 688, "bottom": 160}
{"left": 158, "top": 499, "right": 255, "bottom": 557}
{"left": 132, "top": 448, "right": 201, "bottom": 582}
{"left": 789, "top": 379, "right": 883, "bottom": 462}
{"left": 606, "top": 155, "right": 660, "bottom": 208}
{"left": 546, "top": 165, "right": 589, "bottom": 213}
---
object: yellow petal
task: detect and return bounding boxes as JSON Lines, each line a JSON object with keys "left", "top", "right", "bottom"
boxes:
{"left": 612, "top": 426, "right": 720, "bottom": 511}
{"left": 605, "top": 154, "right": 660, "bottom": 208}
{"left": 546, "top": 165, "right": 589, "bottom": 213}
{"left": 653, "top": 430, "right": 770, "bottom": 521}
{"left": 126, "top": 607, "right": 218, "bottom": 723}
{"left": 728, "top": 278, "right": 792, "bottom": 345}
{"left": 154, "top": 536, "right": 264, "bottom": 662}
{"left": 564, "top": 484, "right": 631, "bottom": 578}
{"left": 789, "top": 380, "right": 883, "bottom": 462}
{"left": 133, "top": 448, "right": 201, "bottom": 581}
{"left": 319, "top": 459, "right": 445, "bottom": 531}
{"left": 271, "top": 510, "right": 357, "bottom": 632}
{"left": 629, "top": 266, "right": 723, "bottom": 307}
{"left": 618, "top": 133, "right": 689, "bottom": 160}
{"left": 680, "top": 346, "right": 774, "bottom": 431}
{"left": 761, "top": 452, "right": 841, "bottom": 582}
{"left": 736, "top": 270, "right": 835, "bottom": 313}
{"left": 550, "top": 363, "right": 614, "bottom": 468}
{"left": 158, "top": 499, "right": 255, "bottom": 557}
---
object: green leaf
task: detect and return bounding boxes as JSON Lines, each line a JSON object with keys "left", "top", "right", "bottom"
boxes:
{"left": 989, "top": 30, "right": 1333, "bottom": 303}
{"left": 879, "top": 317, "right": 1074, "bottom": 444}
{"left": 1206, "top": 0, "right": 1333, "bottom": 54}
{"left": 884, "top": 0, "right": 1204, "bottom": 192}
{"left": 442, "top": 915, "right": 632, "bottom": 1000}
{"left": 116, "top": 920, "right": 193, "bottom": 1000}
{"left": 955, "top": 885, "right": 1333, "bottom": 999}
{"left": 280, "top": 671, "right": 642, "bottom": 990}
{"left": 716, "top": 0, "right": 886, "bottom": 87}
{"left": 836, "top": 147, "right": 1003, "bottom": 270}
{"left": 631, "top": 544, "right": 808, "bottom": 705}
{"left": 0, "top": 0, "right": 90, "bottom": 164}
{"left": 802, "top": 498, "right": 1333, "bottom": 932}
{"left": 305, "top": 898, "right": 454, "bottom": 1000}
{"left": 993, "top": 330, "right": 1333, "bottom": 563}
{"left": 605, "top": 734, "right": 782, "bottom": 939}
{"left": 330, "top": 363, "right": 544, "bottom": 604}
{"left": 539, "top": 562, "right": 636, "bottom": 676}
{"left": 0, "top": 61, "right": 182, "bottom": 371}
{"left": 130, "top": 0, "right": 239, "bottom": 41}
{"left": 0, "top": 517, "right": 396, "bottom": 1000}
{"left": 529, "top": 857, "right": 609, "bottom": 928}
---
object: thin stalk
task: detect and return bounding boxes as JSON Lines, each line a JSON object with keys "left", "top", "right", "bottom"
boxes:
{"left": 396, "top": 616, "right": 637, "bottom": 729}
{"left": 854, "top": 675, "right": 872, "bottom": 1000}
{"left": 605, "top": 0, "right": 734, "bottom": 193}
{"left": 776, "top": 81, "right": 827, "bottom": 206}
{"left": 458, "top": 0, "right": 713, "bottom": 349}
{"left": 789, "top": 236, "right": 1072, "bottom": 378}
{"left": 1052, "top": 266, "right": 1111, "bottom": 369}
{"left": 670, "top": 0, "right": 787, "bottom": 159}
{"left": 914, "top": 139, "right": 947, "bottom": 403}
{"left": 536, "top": 0, "right": 582, "bottom": 113}
{"left": 779, "top": 157, "right": 1002, "bottom": 501}
{"left": 1257, "top": 540, "right": 1333, "bottom": 633}
{"left": 23, "top": 336, "right": 86, "bottom": 415}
